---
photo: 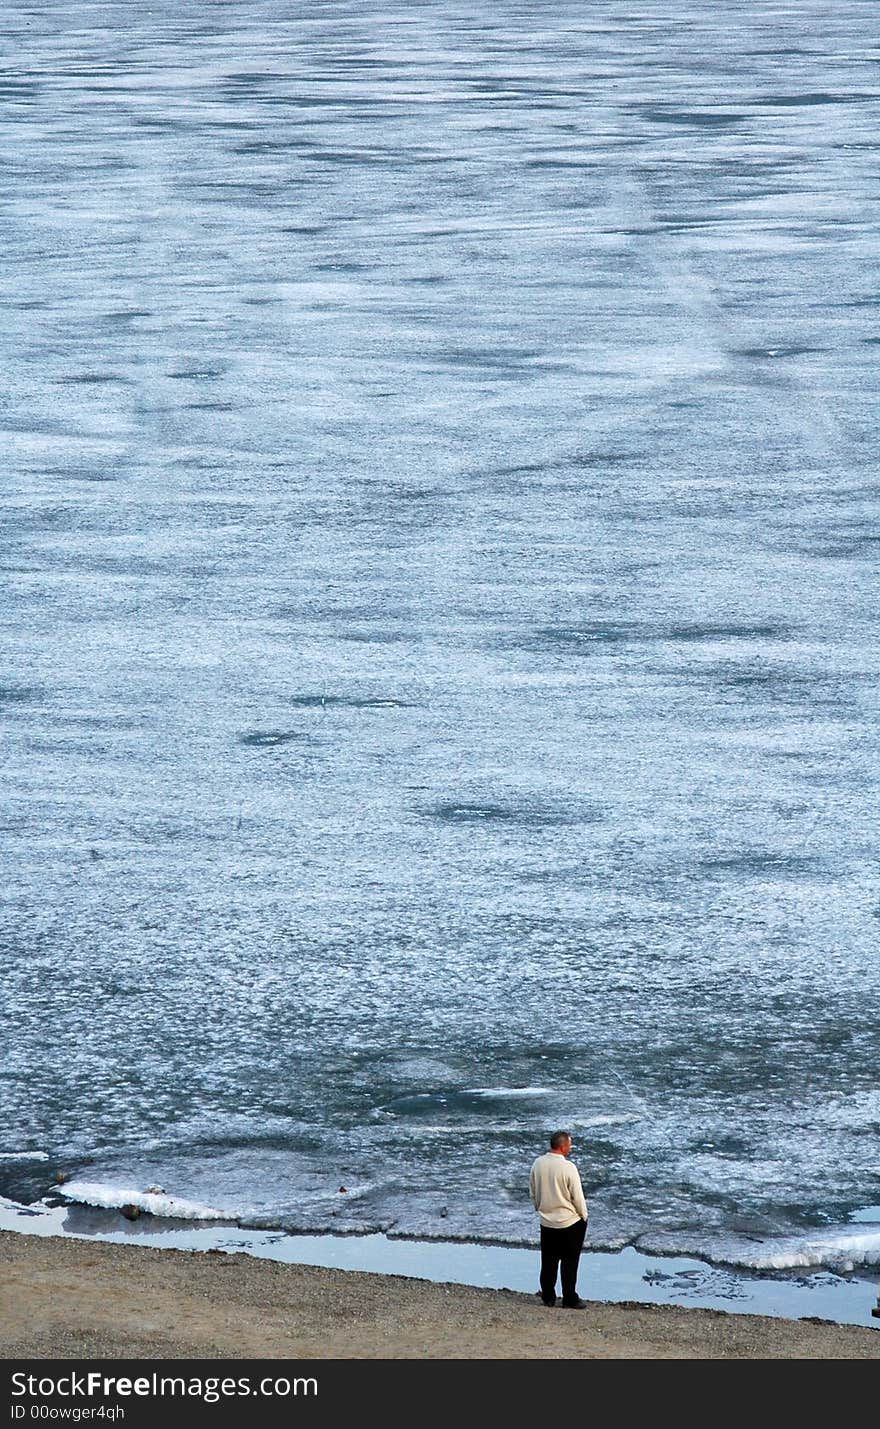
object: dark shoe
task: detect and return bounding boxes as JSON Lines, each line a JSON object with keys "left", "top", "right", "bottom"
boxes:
{"left": 562, "top": 1298, "right": 586, "bottom": 1309}
{"left": 537, "top": 1293, "right": 556, "bottom": 1306}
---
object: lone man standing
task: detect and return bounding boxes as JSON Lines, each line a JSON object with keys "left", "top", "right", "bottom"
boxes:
{"left": 529, "top": 1129, "right": 589, "bottom": 1308}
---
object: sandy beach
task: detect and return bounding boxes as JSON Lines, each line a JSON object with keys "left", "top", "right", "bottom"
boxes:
{"left": 1, "top": 1231, "right": 877, "bottom": 1360}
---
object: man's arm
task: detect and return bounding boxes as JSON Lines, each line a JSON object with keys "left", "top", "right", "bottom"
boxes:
{"left": 529, "top": 1163, "right": 539, "bottom": 1210}
{"left": 566, "top": 1163, "right": 589, "bottom": 1223}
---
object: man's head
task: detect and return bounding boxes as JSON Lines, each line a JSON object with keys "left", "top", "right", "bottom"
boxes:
{"left": 549, "top": 1130, "right": 572, "bottom": 1155}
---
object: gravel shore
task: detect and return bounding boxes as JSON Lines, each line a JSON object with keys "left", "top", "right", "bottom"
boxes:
{"left": 2, "top": 1231, "right": 878, "bottom": 1360}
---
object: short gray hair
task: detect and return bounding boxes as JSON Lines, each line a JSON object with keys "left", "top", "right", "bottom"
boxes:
{"left": 549, "top": 1129, "right": 571, "bottom": 1150}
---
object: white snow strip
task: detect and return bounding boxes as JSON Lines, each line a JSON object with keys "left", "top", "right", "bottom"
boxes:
{"left": 462, "top": 1087, "right": 554, "bottom": 1098}
{"left": 60, "top": 1181, "right": 232, "bottom": 1221}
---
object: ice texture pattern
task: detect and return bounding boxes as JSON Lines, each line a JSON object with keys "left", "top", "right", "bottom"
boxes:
{"left": 1, "top": 1, "right": 879, "bottom": 1273}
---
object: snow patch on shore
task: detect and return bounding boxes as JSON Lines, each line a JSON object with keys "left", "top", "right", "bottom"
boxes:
{"left": 638, "top": 1226, "right": 880, "bottom": 1274}
{"left": 60, "top": 1181, "right": 233, "bottom": 1221}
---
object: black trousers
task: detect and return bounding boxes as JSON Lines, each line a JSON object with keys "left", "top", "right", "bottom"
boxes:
{"left": 539, "top": 1219, "right": 587, "bottom": 1306}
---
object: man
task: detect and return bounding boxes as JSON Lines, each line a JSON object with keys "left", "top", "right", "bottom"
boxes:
{"left": 529, "top": 1129, "right": 589, "bottom": 1308}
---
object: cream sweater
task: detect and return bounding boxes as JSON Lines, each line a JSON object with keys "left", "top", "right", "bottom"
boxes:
{"left": 529, "top": 1152, "right": 589, "bottom": 1229}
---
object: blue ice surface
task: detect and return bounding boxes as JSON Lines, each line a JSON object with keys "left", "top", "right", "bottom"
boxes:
{"left": 2, "top": 0, "right": 880, "bottom": 1271}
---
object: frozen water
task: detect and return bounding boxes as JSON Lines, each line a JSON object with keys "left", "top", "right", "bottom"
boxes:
{"left": 1, "top": 1, "right": 879, "bottom": 1273}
